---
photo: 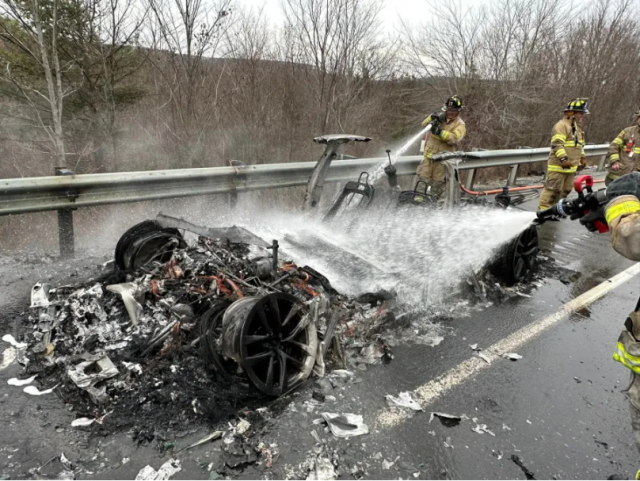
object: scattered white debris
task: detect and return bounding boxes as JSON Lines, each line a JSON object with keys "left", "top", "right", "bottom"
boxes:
{"left": 24, "top": 384, "right": 58, "bottom": 396}
{"left": 469, "top": 344, "right": 481, "bottom": 351}
{"left": 180, "top": 430, "right": 224, "bottom": 452}
{"left": 385, "top": 392, "right": 423, "bottom": 411}
{"left": 429, "top": 412, "right": 462, "bottom": 423}
{"left": 7, "top": 375, "right": 37, "bottom": 386}
{"left": 135, "top": 459, "right": 181, "bottom": 480}
{"left": 472, "top": 424, "right": 496, "bottom": 436}
{"left": 325, "top": 395, "right": 337, "bottom": 402}
{"left": 382, "top": 459, "right": 395, "bottom": 470}
{"left": 2, "top": 334, "right": 27, "bottom": 349}
{"left": 526, "top": 420, "right": 532, "bottom": 425}
{"left": 330, "top": 370, "right": 354, "bottom": 379}
{"left": 122, "top": 362, "right": 143, "bottom": 375}
{"left": 320, "top": 413, "right": 369, "bottom": 437}
{"left": 307, "top": 457, "right": 336, "bottom": 480}
{"left": 503, "top": 424, "right": 512, "bottom": 431}
{"left": 444, "top": 437, "right": 454, "bottom": 449}
{"left": 60, "top": 453, "right": 73, "bottom": 470}
{"left": 477, "top": 352, "right": 491, "bottom": 364}
{"left": 0, "top": 347, "right": 17, "bottom": 370}
{"left": 503, "top": 353, "right": 523, "bottom": 361}
{"left": 236, "top": 419, "right": 251, "bottom": 434}
{"left": 71, "top": 418, "right": 94, "bottom": 427}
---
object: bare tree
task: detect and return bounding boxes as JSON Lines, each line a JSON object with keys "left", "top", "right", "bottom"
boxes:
{"left": 0, "top": 0, "right": 70, "bottom": 167}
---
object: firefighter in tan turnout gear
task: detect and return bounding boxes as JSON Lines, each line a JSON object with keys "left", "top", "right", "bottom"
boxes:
{"left": 573, "top": 172, "right": 640, "bottom": 480}
{"left": 416, "top": 95, "right": 466, "bottom": 199}
{"left": 605, "top": 110, "right": 640, "bottom": 186}
{"left": 537, "top": 99, "right": 589, "bottom": 210}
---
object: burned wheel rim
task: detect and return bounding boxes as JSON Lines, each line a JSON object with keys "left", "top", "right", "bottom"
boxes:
{"left": 510, "top": 225, "right": 539, "bottom": 283}
{"left": 239, "top": 293, "right": 317, "bottom": 396}
{"left": 115, "top": 220, "right": 186, "bottom": 270}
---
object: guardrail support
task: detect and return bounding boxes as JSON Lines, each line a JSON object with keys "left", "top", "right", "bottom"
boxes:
{"left": 55, "top": 167, "right": 76, "bottom": 257}
{"left": 507, "top": 165, "right": 519, "bottom": 186}
{"left": 464, "top": 169, "right": 476, "bottom": 190}
{"left": 597, "top": 155, "right": 606, "bottom": 172}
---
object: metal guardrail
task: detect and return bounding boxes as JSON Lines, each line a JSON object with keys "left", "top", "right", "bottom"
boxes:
{"left": 0, "top": 143, "right": 609, "bottom": 254}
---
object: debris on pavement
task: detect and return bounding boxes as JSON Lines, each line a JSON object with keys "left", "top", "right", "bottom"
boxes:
{"left": 469, "top": 343, "right": 481, "bottom": 351}
{"left": 320, "top": 413, "right": 369, "bottom": 437}
{"left": 503, "top": 353, "right": 523, "bottom": 361}
{"left": 385, "top": 391, "right": 423, "bottom": 411}
{"left": 179, "top": 430, "right": 224, "bottom": 452}
{"left": 135, "top": 459, "right": 181, "bottom": 480}
{"left": 472, "top": 424, "right": 496, "bottom": 436}
{"left": 7, "top": 375, "right": 37, "bottom": 386}
{"left": 429, "top": 412, "right": 463, "bottom": 426}
{"left": 71, "top": 417, "right": 95, "bottom": 427}
{"left": 381, "top": 458, "right": 396, "bottom": 470}
{"left": 2, "top": 334, "right": 27, "bottom": 349}
{"left": 307, "top": 456, "right": 336, "bottom": 480}
{"left": 0, "top": 347, "right": 17, "bottom": 369}
{"left": 8, "top": 215, "right": 416, "bottom": 436}
{"left": 510, "top": 454, "right": 536, "bottom": 480}
{"left": 23, "top": 384, "right": 58, "bottom": 395}
{"left": 443, "top": 437, "right": 454, "bottom": 449}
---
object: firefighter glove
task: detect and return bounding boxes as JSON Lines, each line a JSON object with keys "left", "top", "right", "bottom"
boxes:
{"left": 607, "top": 172, "right": 640, "bottom": 200}
{"left": 432, "top": 124, "right": 442, "bottom": 137}
{"left": 560, "top": 158, "right": 572, "bottom": 169}
{"left": 578, "top": 207, "right": 606, "bottom": 232}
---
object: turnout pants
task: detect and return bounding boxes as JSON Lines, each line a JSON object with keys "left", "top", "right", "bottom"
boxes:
{"left": 538, "top": 171, "right": 575, "bottom": 210}
{"left": 416, "top": 159, "right": 447, "bottom": 199}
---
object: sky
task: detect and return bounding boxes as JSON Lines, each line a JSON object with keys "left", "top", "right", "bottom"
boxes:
{"left": 234, "top": 0, "right": 446, "bottom": 31}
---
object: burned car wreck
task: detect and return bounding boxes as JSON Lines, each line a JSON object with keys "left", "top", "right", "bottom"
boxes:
{"left": 7, "top": 135, "right": 544, "bottom": 444}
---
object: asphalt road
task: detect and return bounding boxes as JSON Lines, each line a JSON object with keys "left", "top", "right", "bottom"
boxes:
{"left": 1, "top": 200, "right": 639, "bottom": 480}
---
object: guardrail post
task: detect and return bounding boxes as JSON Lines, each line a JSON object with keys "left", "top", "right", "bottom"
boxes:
{"left": 507, "top": 165, "right": 519, "bottom": 186}
{"left": 464, "top": 169, "right": 476, "bottom": 190}
{"left": 597, "top": 155, "right": 606, "bottom": 172}
{"left": 55, "top": 167, "right": 75, "bottom": 257}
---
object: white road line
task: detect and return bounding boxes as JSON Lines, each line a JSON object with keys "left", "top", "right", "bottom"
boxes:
{"left": 376, "top": 262, "right": 640, "bottom": 428}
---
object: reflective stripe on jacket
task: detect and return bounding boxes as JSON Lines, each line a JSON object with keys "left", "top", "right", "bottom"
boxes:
{"left": 421, "top": 115, "right": 466, "bottom": 160}
{"left": 607, "top": 125, "right": 640, "bottom": 177}
{"left": 548, "top": 116, "right": 585, "bottom": 171}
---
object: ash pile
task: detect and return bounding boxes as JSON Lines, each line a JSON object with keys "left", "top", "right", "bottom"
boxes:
{"left": 9, "top": 214, "right": 402, "bottom": 436}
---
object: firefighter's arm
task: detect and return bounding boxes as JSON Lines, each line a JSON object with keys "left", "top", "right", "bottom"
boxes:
{"left": 439, "top": 122, "right": 466, "bottom": 146}
{"left": 608, "top": 130, "right": 625, "bottom": 169}
{"left": 421, "top": 116, "right": 433, "bottom": 127}
{"left": 550, "top": 123, "right": 568, "bottom": 161}
{"left": 604, "top": 172, "right": 640, "bottom": 261}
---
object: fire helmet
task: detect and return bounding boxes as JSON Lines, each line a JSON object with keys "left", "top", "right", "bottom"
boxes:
{"left": 564, "top": 98, "right": 590, "bottom": 114}
{"left": 443, "top": 95, "right": 463, "bottom": 111}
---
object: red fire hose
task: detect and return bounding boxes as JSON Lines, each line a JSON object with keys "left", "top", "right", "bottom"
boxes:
{"left": 457, "top": 177, "right": 604, "bottom": 196}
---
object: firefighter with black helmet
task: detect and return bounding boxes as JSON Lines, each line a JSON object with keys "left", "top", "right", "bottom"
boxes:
{"left": 416, "top": 95, "right": 466, "bottom": 199}
{"left": 605, "top": 110, "right": 640, "bottom": 186}
{"left": 537, "top": 98, "right": 589, "bottom": 210}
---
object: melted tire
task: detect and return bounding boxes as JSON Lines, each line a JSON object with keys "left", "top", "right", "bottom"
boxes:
{"left": 491, "top": 225, "right": 539, "bottom": 285}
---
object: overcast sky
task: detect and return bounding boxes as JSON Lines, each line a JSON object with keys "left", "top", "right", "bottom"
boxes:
{"left": 234, "top": 0, "right": 449, "bottom": 30}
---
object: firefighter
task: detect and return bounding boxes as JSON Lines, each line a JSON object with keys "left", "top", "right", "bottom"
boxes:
{"left": 579, "top": 172, "right": 640, "bottom": 479}
{"left": 537, "top": 99, "right": 589, "bottom": 210}
{"left": 416, "top": 95, "right": 466, "bottom": 199}
{"left": 605, "top": 110, "right": 640, "bottom": 186}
